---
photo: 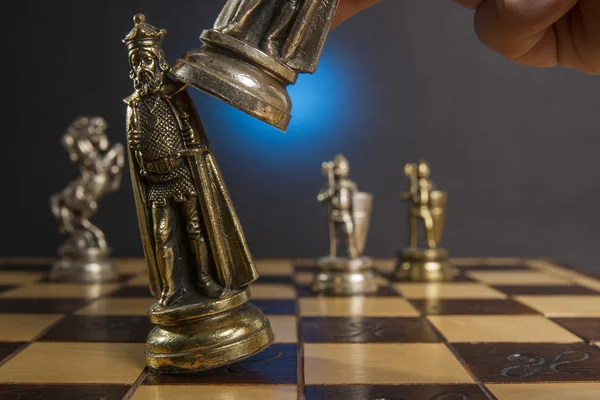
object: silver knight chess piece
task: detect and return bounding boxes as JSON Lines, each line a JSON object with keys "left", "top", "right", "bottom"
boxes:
{"left": 393, "top": 160, "right": 457, "bottom": 282}
{"left": 313, "top": 155, "right": 378, "bottom": 295}
{"left": 50, "top": 116, "right": 124, "bottom": 283}
{"left": 170, "top": 0, "right": 340, "bottom": 131}
{"left": 123, "top": 15, "right": 273, "bottom": 373}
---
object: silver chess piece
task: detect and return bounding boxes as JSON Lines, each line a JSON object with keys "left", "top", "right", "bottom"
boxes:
{"left": 170, "top": 0, "right": 340, "bottom": 131}
{"left": 50, "top": 116, "right": 124, "bottom": 282}
{"left": 313, "top": 155, "right": 378, "bottom": 295}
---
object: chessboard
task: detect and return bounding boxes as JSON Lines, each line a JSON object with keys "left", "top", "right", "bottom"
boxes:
{"left": 0, "top": 257, "right": 599, "bottom": 400}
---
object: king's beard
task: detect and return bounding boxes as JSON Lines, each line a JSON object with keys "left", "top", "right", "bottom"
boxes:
{"left": 133, "top": 69, "right": 164, "bottom": 97}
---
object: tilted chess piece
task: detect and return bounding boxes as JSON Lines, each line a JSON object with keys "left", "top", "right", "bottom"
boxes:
{"left": 50, "top": 116, "right": 123, "bottom": 282}
{"left": 170, "top": 0, "right": 340, "bottom": 130}
{"left": 313, "top": 155, "right": 378, "bottom": 295}
{"left": 123, "top": 15, "right": 273, "bottom": 373}
{"left": 393, "top": 159, "right": 456, "bottom": 281}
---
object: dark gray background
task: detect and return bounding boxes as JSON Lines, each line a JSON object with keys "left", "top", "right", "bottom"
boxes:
{"left": 5, "top": 1, "right": 600, "bottom": 272}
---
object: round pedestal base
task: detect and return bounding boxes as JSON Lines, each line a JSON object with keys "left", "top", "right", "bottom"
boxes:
{"left": 50, "top": 248, "right": 117, "bottom": 283}
{"left": 393, "top": 248, "right": 456, "bottom": 282}
{"left": 312, "top": 257, "right": 378, "bottom": 295}
{"left": 146, "top": 289, "right": 274, "bottom": 373}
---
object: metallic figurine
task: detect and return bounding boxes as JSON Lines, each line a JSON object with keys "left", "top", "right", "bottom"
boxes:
{"left": 394, "top": 160, "right": 456, "bottom": 281}
{"left": 50, "top": 116, "right": 123, "bottom": 283}
{"left": 313, "top": 155, "right": 378, "bottom": 295}
{"left": 123, "top": 15, "right": 273, "bottom": 373}
{"left": 170, "top": 0, "right": 340, "bottom": 130}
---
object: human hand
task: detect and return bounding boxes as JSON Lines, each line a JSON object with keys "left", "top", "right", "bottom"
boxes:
{"left": 331, "top": 0, "right": 381, "bottom": 29}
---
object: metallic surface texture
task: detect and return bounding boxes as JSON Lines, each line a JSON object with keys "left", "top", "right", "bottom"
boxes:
{"left": 123, "top": 15, "right": 273, "bottom": 373}
{"left": 394, "top": 160, "right": 457, "bottom": 282}
{"left": 170, "top": 0, "right": 340, "bottom": 130}
{"left": 49, "top": 116, "right": 123, "bottom": 283}
{"left": 313, "top": 155, "right": 377, "bottom": 294}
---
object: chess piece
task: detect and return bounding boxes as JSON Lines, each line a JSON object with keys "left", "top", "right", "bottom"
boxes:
{"left": 123, "top": 15, "right": 273, "bottom": 373}
{"left": 313, "top": 155, "right": 378, "bottom": 295}
{"left": 50, "top": 117, "right": 123, "bottom": 283}
{"left": 170, "top": 0, "right": 340, "bottom": 131}
{"left": 393, "top": 160, "right": 456, "bottom": 281}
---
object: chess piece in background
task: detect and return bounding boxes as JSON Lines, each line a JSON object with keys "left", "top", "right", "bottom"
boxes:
{"left": 123, "top": 15, "right": 273, "bottom": 373}
{"left": 394, "top": 159, "right": 456, "bottom": 282}
{"left": 313, "top": 155, "right": 378, "bottom": 295}
{"left": 170, "top": 0, "right": 340, "bottom": 131}
{"left": 50, "top": 116, "right": 123, "bottom": 283}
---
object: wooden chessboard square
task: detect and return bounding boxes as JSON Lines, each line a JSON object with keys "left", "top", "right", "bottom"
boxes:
{"left": 125, "top": 274, "right": 150, "bottom": 286}
{"left": 75, "top": 297, "right": 154, "bottom": 316}
{"left": 255, "top": 275, "right": 294, "bottom": 284}
{"left": 0, "top": 314, "right": 62, "bottom": 341}
{"left": 410, "top": 299, "right": 539, "bottom": 315}
{"left": 0, "top": 263, "right": 52, "bottom": 272}
{"left": 0, "top": 384, "right": 130, "bottom": 400}
{"left": 39, "top": 315, "right": 153, "bottom": 343}
{"left": 254, "top": 259, "right": 294, "bottom": 276}
{"left": 304, "top": 384, "right": 489, "bottom": 400}
{"left": 467, "top": 271, "right": 573, "bottom": 286}
{"left": 0, "top": 272, "right": 45, "bottom": 285}
{"left": 143, "top": 344, "right": 297, "bottom": 385}
{"left": 114, "top": 258, "right": 147, "bottom": 274}
{"left": 296, "top": 285, "right": 400, "bottom": 298}
{"left": 0, "top": 342, "right": 146, "bottom": 384}
{"left": 269, "top": 316, "right": 297, "bottom": 343}
{"left": 0, "top": 283, "right": 120, "bottom": 299}
{"left": 303, "top": 343, "right": 473, "bottom": 384}
{"left": 457, "top": 264, "right": 532, "bottom": 271}
{"left": 428, "top": 315, "right": 582, "bottom": 343}
{"left": 0, "top": 343, "right": 23, "bottom": 363}
{"left": 299, "top": 297, "right": 418, "bottom": 317}
{"left": 492, "top": 285, "right": 600, "bottom": 295}
{"left": 514, "top": 295, "right": 600, "bottom": 317}
{"left": 294, "top": 272, "right": 314, "bottom": 286}
{"left": 301, "top": 317, "right": 441, "bottom": 343}
{"left": 132, "top": 385, "right": 297, "bottom": 400}
{"left": 394, "top": 283, "right": 506, "bottom": 299}
{"left": 373, "top": 259, "right": 396, "bottom": 274}
{"left": 110, "top": 286, "right": 152, "bottom": 297}
{"left": 552, "top": 318, "right": 600, "bottom": 343}
{"left": 487, "top": 382, "right": 600, "bottom": 400}
{"left": 0, "top": 287, "right": 13, "bottom": 295}
{"left": 0, "top": 299, "right": 90, "bottom": 314}
{"left": 251, "top": 284, "right": 296, "bottom": 299}
{"left": 250, "top": 300, "right": 297, "bottom": 315}
{"left": 453, "top": 342, "right": 600, "bottom": 383}
{"left": 294, "top": 265, "right": 318, "bottom": 273}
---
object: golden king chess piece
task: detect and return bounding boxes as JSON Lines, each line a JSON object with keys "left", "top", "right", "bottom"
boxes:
{"left": 123, "top": 15, "right": 273, "bottom": 373}
{"left": 393, "top": 160, "right": 457, "bottom": 282}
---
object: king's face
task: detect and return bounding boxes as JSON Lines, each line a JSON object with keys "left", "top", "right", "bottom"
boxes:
{"left": 130, "top": 49, "right": 163, "bottom": 96}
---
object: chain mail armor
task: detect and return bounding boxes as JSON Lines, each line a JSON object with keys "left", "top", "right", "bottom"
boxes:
{"left": 138, "top": 92, "right": 196, "bottom": 205}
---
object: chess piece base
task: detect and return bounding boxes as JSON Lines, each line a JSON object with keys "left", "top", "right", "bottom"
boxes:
{"left": 146, "top": 287, "right": 274, "bottom": 373}
{"left": 312, "top": 257, "right": 378, "bottom": 295}
{"left": 50, "top": 247, "right": 118, "bottom": 283}
{"left": 170, "top": 30, "right": 296, "bottom": 131}
{"left": 393, "top": 248, "right": 457, "bottom": 282}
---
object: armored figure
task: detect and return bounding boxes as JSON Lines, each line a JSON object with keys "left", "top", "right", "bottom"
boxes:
{"left": 123, "top": 14, "right": 273, "bottom": 373}
{"left": 313, "top": 155, "right": 377, "bottom": 295}
{"left": 50, "top": 116, "right": 123, "bottom": 282}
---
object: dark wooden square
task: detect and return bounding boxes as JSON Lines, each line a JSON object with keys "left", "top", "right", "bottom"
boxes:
{"left": 39, "top": 315, "right": 153, "bottom": 343}
{"left": 110, "top": 286, "right": 152, "bottom": 297}
{"left": 453, "top": 342, "right": 600, "bottom": 383}
{"left": 410, "top": 299, "right": 539, "bottom": 315}
{"left": 0, "top": 384, "right": 130, "bottom": 400}
{"left": 0, "top": 342, "right": 24, "bottom": 363}
{"left": 296, "top": 285, "right": 400, "bottom": 297}
{"left": 255, "top": 275, "right": 293, "bottom": 284}
{"left": 144, "top": 344, "right": 297, "bottom": 385}
{"left": 250, "top": 300, "right": 296, "bottom": 315}
{"left": 0, "top": 299, "right": 90, "bottom": 314}
{"left": 0, "top": 285, "right": 15, "bottom": 294}
{"left": 552, "top": 318, "right": 600, "bottom": 343}
{"left": 0, "top": 264, "right": 52, "bottom": 272}
{"left": 492, "top": 285, "right": 600, "bottom": 295}
{"left": 294, "top": 265, "right": 318, "bottom": 273}
{"left": 305, "top": 384, "right": 490, "bottom": 400}
{"left": 302, "top": 317, "right": 441, "bottom": 343}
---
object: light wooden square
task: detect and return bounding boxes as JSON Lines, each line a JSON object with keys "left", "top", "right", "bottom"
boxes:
{"left": 515, "top": 295, "right": 600, "bottom": 317}
{"left": 268, "top": 315, "right": 297, "bottom": 343}
{"left": 428, "top": 315, "right": 582, "bottom": 343}
{"left": 131, "top": 385, "right": 297, "bottom": 400}
{"left": 299, "top": 297, "right": 418, "bottom": 317}
{"left": 467, "top": 271, "right": 572, "bottom": 285}
{"left": 0, "top": 314, "right": 63, "bottom": 341}
{"left": 374, "top": 259, "right": 396, "bottom": 274}
{"left": 254, "top": 259, "right": 294, "bottom": 276}
{"left": 304, "top": 343, "right": 472, "bottom": 384}
{"left": 0, "top": 283, "right": 120, "bottom": 299}
{"left": 126, "top": 274, "right": 150, "bottom": 286}
{"left": 0, "top": 272, "right": 45, "bottom": 285}
{"left": 488, "top": 383, "right": 600, "bottom": 400}
{"left": 393, "top": 283, "right": 506, "bottom": 299}
{"left": 295, "top": 272, "right": 314, "bottom": 286}
{"left": 0, "top": 342, "right": 145, "bottom": 384}
{"left": 75, "top": 297, "right": 154, "bottom": 316}
{"left": 114, "top": 258, "right": 147, "bottom": 274}
{"left": 251, "top": 284, "right": 296, "bottom": 299}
